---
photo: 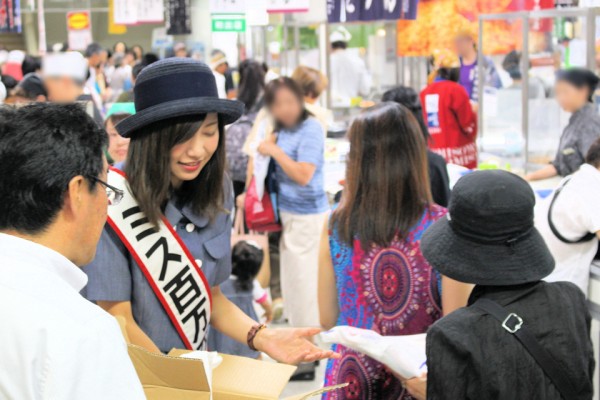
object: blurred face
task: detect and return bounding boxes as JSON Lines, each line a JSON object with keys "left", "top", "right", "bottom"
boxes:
{"left": 76, "top": 157, "right": 109, "bottom": 265}
{"left": 44, "top": 77, "right": 80, "bottom": 102}
{"left": 106, "top": 118, "right": 130, "bottom": 163}
{"left": 175, "top": 48, "right": 188, "bottom": 58}
{"left": 454, "top": 36, "right": 475, "bottom": 57}
{"left": 269, "top": 87, "right": 304, "bottom": 129}
{"left": 132, "top": 46, "right": 143, "bottom": 59}
{"left": 169, "top": 113, "right": 219, "bottom": 188}
{"left": 555, "top": 80, "right": 589, "bottom": 113}
{"left": 115, "top": 42, "right": 126, "bottom": 54}
{"left": 215, "top": 63, "right": 228, "bottom": 75}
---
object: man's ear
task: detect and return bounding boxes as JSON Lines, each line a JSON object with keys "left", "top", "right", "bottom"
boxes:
{"left": 63, "top": 175, "right": 86, "bottom": 219}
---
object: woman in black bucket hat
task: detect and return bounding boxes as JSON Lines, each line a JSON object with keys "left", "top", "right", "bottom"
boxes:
{"left": 402, "top": 170, "right": 593, "bottom": 400}
{"left": 83, "top": 58, "right": 338, "bottom": 364}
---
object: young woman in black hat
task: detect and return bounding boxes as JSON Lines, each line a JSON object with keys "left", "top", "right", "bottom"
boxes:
{"left": 83, "top": 58, "right": 337, "bottom": 364}
{"left": 527, "top": 67, "right": 600, "bottom": 181}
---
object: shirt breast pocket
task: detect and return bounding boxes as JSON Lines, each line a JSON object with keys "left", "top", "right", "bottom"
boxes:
{"left": 204, "top": 231, "right": 230, "bottom": 261}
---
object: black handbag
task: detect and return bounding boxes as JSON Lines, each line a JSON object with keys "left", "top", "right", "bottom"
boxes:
{"left": 473, "top": 298, "right": 578, "bottom": 400}
{"left": 547, "top": 178, "right": 600, "bottom": 259}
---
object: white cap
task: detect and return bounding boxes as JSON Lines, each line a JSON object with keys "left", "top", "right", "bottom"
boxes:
{"left": 0, "top": 82, "right": 6, "bottom": 104}
{"left": 43, "top": 51, "right": 88, "bottom": 81}
{"left": 0, "top": 50, "right": 8, "bottom": 64}
{"left": 7, "top": 50, "right": 25, "bottom": 64}
{"left": 330, "top": 27, "right": 352, "bottom": 43}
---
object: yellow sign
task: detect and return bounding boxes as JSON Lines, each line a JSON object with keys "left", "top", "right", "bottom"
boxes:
{"left": 67, "top": 11, "right": 91, "bottom": 31}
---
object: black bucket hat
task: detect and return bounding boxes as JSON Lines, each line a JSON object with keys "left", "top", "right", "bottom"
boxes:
{"left": 116, "top": 58, "right": 244, "bottom": 138}
{"left": 421, "top": 170, "right": 554, "bottom": 286}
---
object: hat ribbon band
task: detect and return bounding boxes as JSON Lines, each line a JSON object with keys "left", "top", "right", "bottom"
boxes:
{"left": 134, "top": 71, "right": 218, "bottom": 112}
{"left": 447, "top": 216, "right": 534, "bottom": 247}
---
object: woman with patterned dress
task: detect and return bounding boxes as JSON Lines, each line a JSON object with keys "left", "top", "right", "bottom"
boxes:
{"left": 318, "top": 102, "right": 472, "bottom": 399}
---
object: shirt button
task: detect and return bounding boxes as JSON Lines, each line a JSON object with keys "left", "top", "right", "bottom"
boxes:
{"left": 185, "top": 223, "right": 195, "bottom": 233}
{"left": 195, "top": 259, "right": 203, "bottom": 268}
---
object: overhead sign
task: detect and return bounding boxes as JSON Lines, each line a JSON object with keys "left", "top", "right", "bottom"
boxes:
{"left": 209, "top": 0, "right": 247, "bottom": 14}
{"left": 267, "top": 0, "right": 309, "bottom": 13}
{"left": 211, "top": 14, "right": 246, "bottom": 32}
{"left": 66, "top": 11, "right": 92, "bottom": 51}
{"left": 327, "top": 0, "right": 418, "bottom": 22}
{"left": 113, "top": 0, "right": 164, "bottom": 25}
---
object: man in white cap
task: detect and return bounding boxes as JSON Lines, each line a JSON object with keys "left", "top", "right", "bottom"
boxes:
{"left": 210, "top": 51, "right": 229, "bottom": 99}
{"left": 43, "top": 51, "right": 103, "bottom": 126}
{"left": 329, "top": 27, "right": 372, "bottom": 105}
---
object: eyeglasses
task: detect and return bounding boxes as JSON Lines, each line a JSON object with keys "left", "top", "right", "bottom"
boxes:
{"left": 89, "top": 176, "right": 124, "bottom": 206}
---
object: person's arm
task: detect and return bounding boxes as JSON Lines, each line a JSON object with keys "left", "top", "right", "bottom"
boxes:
{"left": 257, "top": 136, "right": 317, "bottom": 186}
{"left": 441, "top": 276, "right": 473, "bottom": 316}
{"left": 97, "top": 300, "right": 161, "bottom": 353}
{"left": 525, "top": 164, "right": 558, "bottom": 181}
{"left": 452, "top": 88, "right": 477, "bottom": 139}
{"left": 210, "top": 286, "right": 338, "bottom": 364}
{"left": 318, "top": 219, "right": 339, "bottom": 330}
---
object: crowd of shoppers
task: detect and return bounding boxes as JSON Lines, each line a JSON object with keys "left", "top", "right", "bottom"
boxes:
{"left": 0, "top": 35, "right": 599, "bottom": 400}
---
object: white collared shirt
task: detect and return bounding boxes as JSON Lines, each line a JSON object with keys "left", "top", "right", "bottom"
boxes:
{"left": 0, "top": 233, "right": 145, "bottom": 399}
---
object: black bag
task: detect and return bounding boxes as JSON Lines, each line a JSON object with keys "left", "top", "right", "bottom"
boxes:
{"left": 474, "top": 298, "right": 578, "bottom": 400}
{"left": 548, "top": 178, "right": 600, "bottom": 260}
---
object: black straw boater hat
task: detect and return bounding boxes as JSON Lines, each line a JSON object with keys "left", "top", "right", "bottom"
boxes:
{"left": 421, "top": 170, "right": 554, "bottom": 286}
{"left": 116, "top": 58, "right": 244, "bottom": 138}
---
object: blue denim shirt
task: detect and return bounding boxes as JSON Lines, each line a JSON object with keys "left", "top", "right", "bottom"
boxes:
{"left": 83, "top": 174, "right": 233, "bottom": 353}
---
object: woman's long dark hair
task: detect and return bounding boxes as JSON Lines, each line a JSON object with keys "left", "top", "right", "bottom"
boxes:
{"left": 237, "top": 60, "right": 266, "bottom": 113}
{"left": 125, "top": 114, "right": 225, "bottom": 228}
{"left": 332, "top": 102, "right": 432, "bottom": 249}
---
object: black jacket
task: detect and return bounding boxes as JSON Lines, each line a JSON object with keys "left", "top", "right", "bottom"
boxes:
{"left": 427, "top": 281, "right": 594, "bottom": 400}
{"left": 427, "top": 150, "right": 451, "bottom": 207}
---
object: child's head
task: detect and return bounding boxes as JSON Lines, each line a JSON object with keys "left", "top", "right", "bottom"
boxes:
{"left": 231, "top": 240, "right": 264, "bottom": 291}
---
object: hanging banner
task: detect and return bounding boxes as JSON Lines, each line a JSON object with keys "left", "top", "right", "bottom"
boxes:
{"left": 209, "top": 0, "right": 247, "bottom": 14}
{"left": 109, "top": 0, "right": 128, "bottom": 34}
{"left": 0, "top": 0, "right": 21, "bottom": 33}
{"left": 114, "top": 0, "right": 164, "bottom": 25}
{"left": 267, "top": 0, "right": 309, "bottom": 13}
{"left": 327, "top": 0, "right": 417, "bottom": 23}
{"left": 66, "top": 11, "right": 93, "bottom": 51}
{"left": 113, "top": 0, "right": 138, "bottom": 25}
{"left": 166, "top": 0, "right": 191, "bottom": 35}
{"left": 137, "top": 0, "right": 164, "bottom": 23}
{"left": 327, "top": 0, "right": 361, "bottom": 23}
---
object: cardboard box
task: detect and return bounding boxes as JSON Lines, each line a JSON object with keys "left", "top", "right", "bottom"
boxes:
{"left": 127, "top": 345, "right": 346, "bottom": 400}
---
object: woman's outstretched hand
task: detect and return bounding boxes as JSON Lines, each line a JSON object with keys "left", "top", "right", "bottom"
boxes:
{"left": 254, "top": 327, "right": 340, "bottom": 365}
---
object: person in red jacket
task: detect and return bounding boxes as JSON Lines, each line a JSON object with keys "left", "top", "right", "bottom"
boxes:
{"left": 421, "top": 49, "right": 478, "bottom": 169}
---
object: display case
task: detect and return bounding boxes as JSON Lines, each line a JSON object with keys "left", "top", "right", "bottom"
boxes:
{"left": 478, "top": 7, "right": 600, "bottom": 174}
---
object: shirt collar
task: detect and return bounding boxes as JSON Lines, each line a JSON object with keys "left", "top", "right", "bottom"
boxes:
{"left": 468, "top": 282, "right": 541, "bottom": 307}
{"left": 0, "top": 233, "right": 88, "bottom": 291}
{"left": 570, "top": 103, "right": 595, "bottom": 123}
{"left": 164, "top": 199, "right": 210, "bottom": 229}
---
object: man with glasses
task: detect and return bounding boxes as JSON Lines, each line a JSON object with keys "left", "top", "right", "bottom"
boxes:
{"left": 0, "top": 103, "right": 144, "bottom": 399}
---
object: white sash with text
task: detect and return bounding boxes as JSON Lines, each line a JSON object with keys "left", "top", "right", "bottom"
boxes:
{"left": 107, "top": 168, "right": 212, "bottom": 350}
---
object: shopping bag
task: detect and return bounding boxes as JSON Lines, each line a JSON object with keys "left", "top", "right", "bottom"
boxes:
{"left": 231, "top": 209, "right": 271, "bottom": 288}
{"left": 244, "top": 171, "right": 281, "bottom": 233}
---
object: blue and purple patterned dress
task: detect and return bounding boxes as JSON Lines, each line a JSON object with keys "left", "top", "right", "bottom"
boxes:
{"left": 323, "top": 205, "right": 447, "bottom": 400}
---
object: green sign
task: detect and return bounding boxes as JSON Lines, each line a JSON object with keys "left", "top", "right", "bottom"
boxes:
{"left": 212, "top": 15, "right": 246, "bottom": 32}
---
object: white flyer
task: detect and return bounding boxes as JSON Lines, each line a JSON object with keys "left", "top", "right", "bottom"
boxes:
{"left": 320, "top": 326, "right": 427, "bottom": 379}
